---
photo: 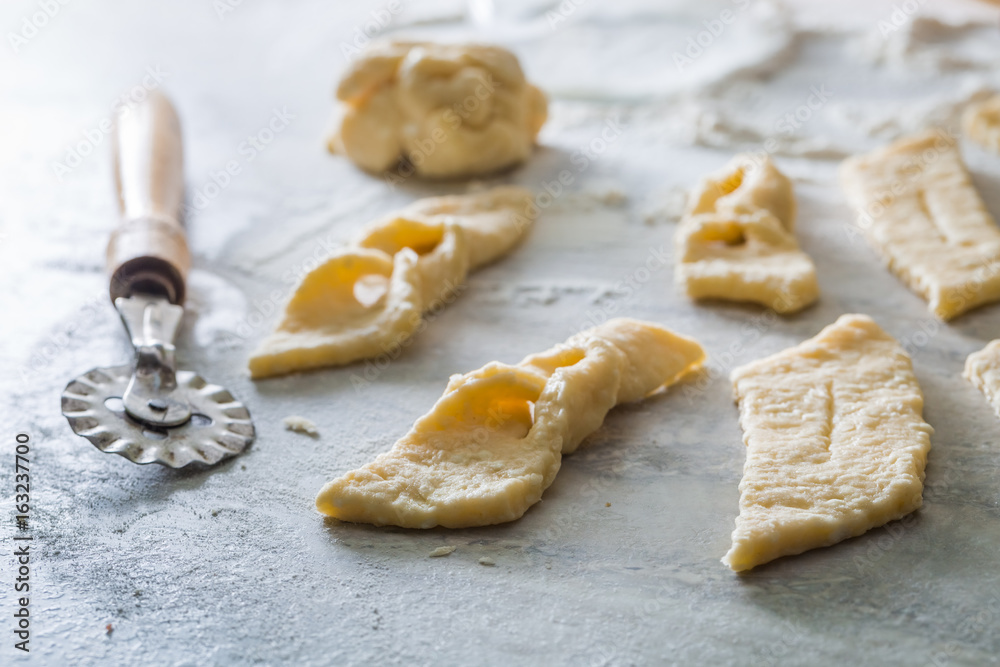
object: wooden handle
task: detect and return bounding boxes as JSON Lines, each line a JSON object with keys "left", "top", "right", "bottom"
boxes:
{"left": 107, "top": 90, "right": 189, "bottom": 305}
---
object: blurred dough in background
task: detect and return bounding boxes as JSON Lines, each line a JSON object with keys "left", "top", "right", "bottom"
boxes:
{"left": 327, "top": 41, "right": 548, "bottom": 179}
{"left": 963, "top": 94, "right": 1000, "bottom": 153}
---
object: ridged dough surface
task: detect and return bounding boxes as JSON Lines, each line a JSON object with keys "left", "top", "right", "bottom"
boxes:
{"left": 840, "top": 130, "right": 1000, "bottom": 320}
{"left": 725, "top": 314, "right": 932, "bottom": 572}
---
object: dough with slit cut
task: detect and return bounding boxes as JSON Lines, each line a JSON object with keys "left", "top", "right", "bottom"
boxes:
{"left": 725, "top": 314, "right": 932, "bottom": 572}
{"left": 840, "top": 130, "right": 1000, "bottom": 320}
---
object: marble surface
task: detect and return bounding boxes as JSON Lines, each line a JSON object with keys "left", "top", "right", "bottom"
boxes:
{"left": 2, "top": 0, "right": 1000, "bottom": 665}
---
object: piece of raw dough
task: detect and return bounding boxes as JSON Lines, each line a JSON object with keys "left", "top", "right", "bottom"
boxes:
{"left": 328, "top": 41, "right": 547, "bottom": 178}
{"left": 840, "top": 130, "right": 1000, "bottom": 320}
{"left": 963, "top": 94, "right": 1000, "bottom": 154}
{"left": 428, "top": 546, "right": 456, "bottom": 558}
{"left": 316, "top": 318, "right": 705, "bottom": 528}
{"left": 249, "top": 187, "right": 535, "bottom": 378}
{"left": 675, "top": 154, "right": 819, "bottom": 314}
{"left": 724, "top": 314, "right": 932, "bottom": 572}
{"left": 283, "top": 415, "right": 319, "bottom": 436}
{"left": 964, "top": 339, "right": 1000, "bottom": 419}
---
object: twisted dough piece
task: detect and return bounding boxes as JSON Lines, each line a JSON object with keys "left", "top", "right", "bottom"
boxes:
{"left": 316, "top": 318, "right": 706, "bottom": 528}
{"left": 675, "top": 155, "right": 819, "bottom": 314}
{"left": 328, "top": 41, "right": 548, "bottom": 178}
{"left": 249, "top": 187, "right": 535, "bottom": 378}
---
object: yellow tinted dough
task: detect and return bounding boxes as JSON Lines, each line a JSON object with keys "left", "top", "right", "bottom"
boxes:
{"left": 964, "top": 339, "right": 1000, "bottom": 419}
{"left": 725, "top": 314, "right": 932, "bottom": 572}
{"left": 316, "top": 318, "right": 706, "bottom": 528}
{"left": 248, "top": 187, "right": 534, "bottom": 378}
{"left": 963, "top": 95, "right": 1000, "bottom": 154}
{"left": 840, "top": 130, "right": 1000, "bottom": 320}
{"left": 675, "top": 155, "right": 818, "bottom": 314}
{"left": 329, "top": 41, "right": 547, "bottom": 178}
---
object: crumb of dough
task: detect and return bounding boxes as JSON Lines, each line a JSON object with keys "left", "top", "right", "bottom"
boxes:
{"left": 593, "top": 188, "right": 627, "bottom": 206}
{"left": 605, "top": 502, "right": 611, "bottom": 507}
{"left": 429, "top": 546, "right": 457, "bottom": 558}
{"left": 283, "top": 415, "right": 319, "bottom": 436}
{"left": 478, "top": 557, "right": 496, "bottom": 567}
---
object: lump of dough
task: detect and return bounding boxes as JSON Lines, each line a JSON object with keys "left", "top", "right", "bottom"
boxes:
{"left": 315, "top": 318, "right": 706, "bottom": 529}
{"left": 963, "top": 94, "right": 1000, "bottom": 154}
{"left": 328, "top": 41, "right": 548, "bottom": 178}
{"left": 725, "top": 314, "right": 932, "bottom": 572}
{"left": 248, "top": 187, "right": 535, "bottom": 379}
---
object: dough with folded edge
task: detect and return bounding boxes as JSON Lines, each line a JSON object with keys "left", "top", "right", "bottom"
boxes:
{"left": 725, "top": 314, "right": 932, "bottom": 572}
{"left": 840, "top": 130, "right": 1000, "bottom": 320}
{"left": 249, "top": 187, "right": 535, "bottom": 378}
{"left": 316, "top": 318, "right": 706, "bottom": 528}
{"left": 675, "top": 154, "right": 818, "bottom": 314}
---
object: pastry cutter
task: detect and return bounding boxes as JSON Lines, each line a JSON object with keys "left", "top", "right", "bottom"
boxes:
{"left": 61, "top": 91, "right": 254, "bottom": 468}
